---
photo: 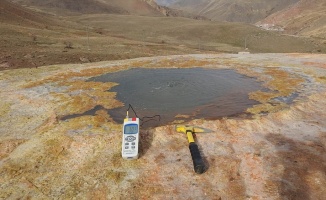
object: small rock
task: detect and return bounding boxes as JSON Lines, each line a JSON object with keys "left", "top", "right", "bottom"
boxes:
{"left": 79, "top": 57, "right": 90, "bottom": 63}
{"left": 24, "top": 54, "right": 34, "bottom": 59}
{"left": 238, "top": 51, "right": 250, "bottom": 54}
{"left": 0, "top": 62, "right": 11, "bottom": 68}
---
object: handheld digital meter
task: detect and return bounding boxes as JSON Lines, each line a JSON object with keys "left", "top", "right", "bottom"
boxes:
{"left": 122, "top": 115, "right": 140, "bottom": 160}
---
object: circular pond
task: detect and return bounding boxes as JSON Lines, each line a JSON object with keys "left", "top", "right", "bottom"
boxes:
{"left": 88, "top": 68, "right": 263, "bottom": 126}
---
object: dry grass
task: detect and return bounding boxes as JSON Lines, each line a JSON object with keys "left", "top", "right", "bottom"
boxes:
{"left": 0, "top": 139, "right": 26, "bottom": 159}
{"left": 243, "top": 67, "right": 305, "bottom": 114}
{"left": 145, "top": 58, "right": 214, "bottom": 69}
{"left": 0, "top": 102, "right": 11, "bottom": 117}
{"left": 74, "top": 14, "right": 325, "bottom": 53}
{"left": 2, "top": 8, "right": 325, "bottom": 71}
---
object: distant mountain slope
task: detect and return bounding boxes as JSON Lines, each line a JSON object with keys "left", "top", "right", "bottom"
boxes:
{"left": 11, "top": 0, "right": 164, "bottom": 16}
{"left": 257, "top": 0, "right": 326, "bottom": 38}
{"left": 155, "top": 0, "right": 179, "bottom": 6}
{"left": 10, "top": 0, "right": 206, "bottom": 20}
{"left": 157, "top": 0, "right": 300, "bottom": 23}
{"left": 0, "top": 0, "right": 57, "bottom": 27}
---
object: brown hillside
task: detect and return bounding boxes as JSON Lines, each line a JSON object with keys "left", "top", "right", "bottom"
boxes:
{"left": 1, "top": 0, "right": 325, "bottom": 71}
{"left": 257, "top": 0, "right": 326, "bottom": 38}
{"left": 0, "top": 0, "right": 57, "bottom": 27}
{"left": 160, "top": 0, "right": 300, "bottom": 23}
{"left": 11, "top": 0, "right": 163, "bottom": 16}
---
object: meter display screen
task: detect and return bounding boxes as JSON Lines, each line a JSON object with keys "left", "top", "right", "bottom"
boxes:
{"left": 124, "top": 124, "right": 138, "bottom": 134}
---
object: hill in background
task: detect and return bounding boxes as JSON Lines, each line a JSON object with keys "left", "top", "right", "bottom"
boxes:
{"left": 13, "top": 0, "right": 166, "bottom": 16}
{"left": 11, "top": 0, "right": 164, "bottom": 16}
{"left": 156, "top": 0, "right": 326, "bottom": 39}
{"left": 10, "top": 0, "right": 205, "bottom": 20}
{"left": 1, "top": 0, "right": 325, "bottom": 70}
{"left": 0, "top": 0, "right": 59, "bottom": 27}
{"left": 257, "top": 0, "right": 326, "bottom": 39}
{"left": 156, "top": 0, "right": 300, "bottom": 23}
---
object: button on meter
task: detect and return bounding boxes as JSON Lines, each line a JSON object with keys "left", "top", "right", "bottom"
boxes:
{"left": 125, "top": 136, "right": 136, "bottom": 142}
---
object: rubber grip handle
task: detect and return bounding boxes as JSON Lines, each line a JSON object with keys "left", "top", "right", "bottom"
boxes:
{"left": 189, "top": 142, "right": 205, "bottom": 174}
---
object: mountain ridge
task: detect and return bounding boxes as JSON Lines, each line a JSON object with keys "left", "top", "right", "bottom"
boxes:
{"left": 0, "top": 0, "right": 58, "bottom": 27}
{"left": 156, "top": 0, "right": 300, "bottom": 23}
{"left": 156, "top": 0, "right": 326, "bottom": 38}
{"left": 9, "top": 0, "right": 206, "bottom": 21}
{"left": 11, "top": 0, "right": 163, "bottom": 16}
{"left": 256, "top": 0, "right": 326, "bottom": 38}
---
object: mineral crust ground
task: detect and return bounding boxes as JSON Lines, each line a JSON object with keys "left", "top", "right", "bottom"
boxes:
{"left": 0, "top": 54, "right": 325, "bottom": 199}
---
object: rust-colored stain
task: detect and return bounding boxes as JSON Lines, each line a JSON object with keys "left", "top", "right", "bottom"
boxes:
{"left": 0, "top": 139, "right": 27, "bottom": 159}
{"left": 303, "top": 61, "right": 326, "bottom": 69}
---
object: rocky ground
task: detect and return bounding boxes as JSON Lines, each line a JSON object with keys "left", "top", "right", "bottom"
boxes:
{"left": 0, "top": 53, "right": 325, "bottom": 199}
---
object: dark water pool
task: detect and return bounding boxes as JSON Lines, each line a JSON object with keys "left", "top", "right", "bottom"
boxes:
{"left": 86, "top": 68, "right": 263, "bottom": 126}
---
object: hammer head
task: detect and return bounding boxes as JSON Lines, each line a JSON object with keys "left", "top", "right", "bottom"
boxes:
{"left": 176, "top": 125, "right": 208, "bottom": 134}
{"left": 176, "top": 125, "right": 193, "bottom": 134}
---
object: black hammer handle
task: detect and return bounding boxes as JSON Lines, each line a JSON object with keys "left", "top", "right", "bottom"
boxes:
{"left": 189, "top": 142, "right": 205, "bottom": 174}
